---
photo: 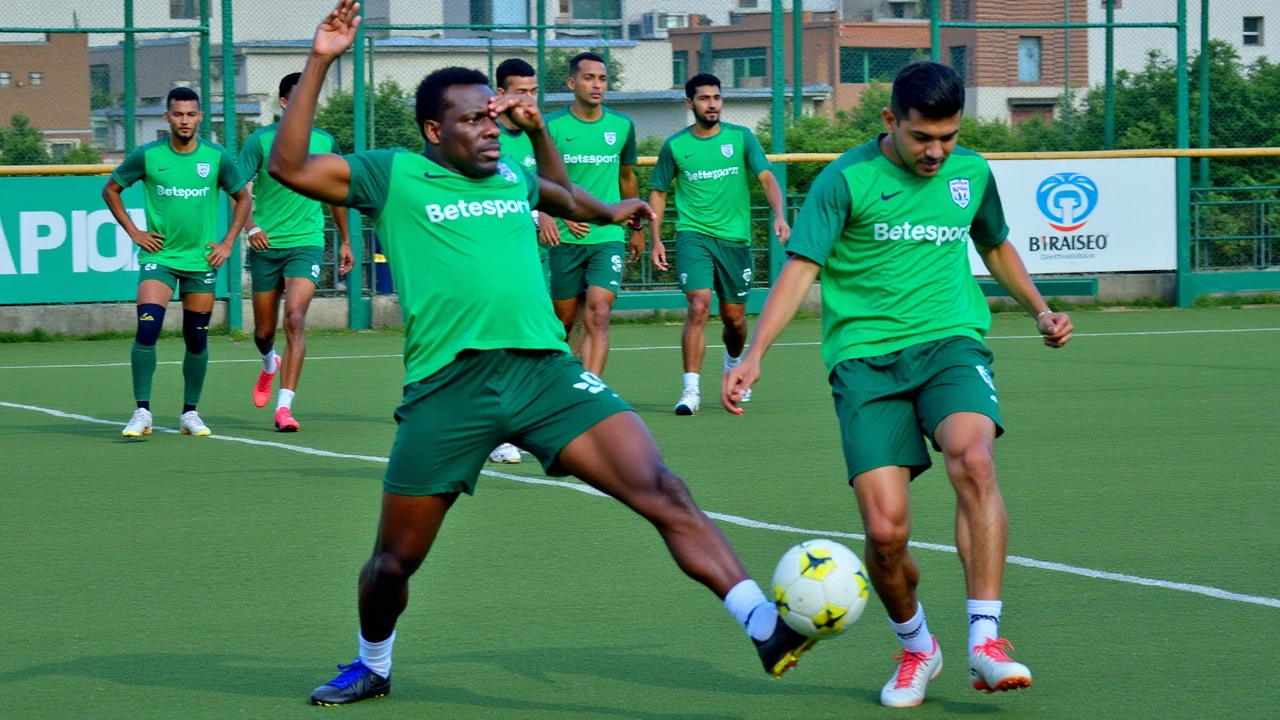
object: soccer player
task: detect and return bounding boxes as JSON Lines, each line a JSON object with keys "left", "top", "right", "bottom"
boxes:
{"left": 489, "top": 57, "right": 545, "bottom": 465}
{"left": 722, "top": 62, "right": 1074, "bottom": 708}
{"left": 270, "top": 2, "right": 813, "bottom": 705}
{"left": 544, "top": 52, "right": 641, "bottom": 377}
{"left": 238, "top": 72, "right": 354, "bottom": 432}
{"left": 102, "top": 87, "right": 251, "bottom": 439}
{"left": 649, "top": 73, "right": 789, "bottom": 415}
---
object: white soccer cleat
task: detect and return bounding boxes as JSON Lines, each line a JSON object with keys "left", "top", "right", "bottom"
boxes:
{"left": 489, "top": 443, "right": 522, "bottom": 464}
{"left": 179, "top": 410, "right": 212, "bottom": 436}
{"left": 122, "top": 408, "right": 153, "bottom": 438}
{"left": 674, "top": 388, "right": 700, "bottom": 415}
{"left": 969, "top": 638, "right": 1032, "bottom": 693}
{"left": 880, "top": 636, "right": 943, "bottom": 708}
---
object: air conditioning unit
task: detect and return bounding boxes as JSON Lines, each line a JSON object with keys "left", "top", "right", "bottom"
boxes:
{"left": 639, "top": 11, "right": 688, "bottom": 40}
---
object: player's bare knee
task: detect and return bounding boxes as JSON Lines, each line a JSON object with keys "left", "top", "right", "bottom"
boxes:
{"left": 283, "top": 308, "right": 306, "bottom": 337}
{"left": 687, "top": 296, "right": 711, "bottom": 325}
{"left": 585, "top": 301, "right": 611, "bottom": 331}
{"left": 945, "top": 443, "right": 997, "bottom": 493}
{"left": 637, "top": 467, "right": 698, "bottom": 521}
{"left": 865, "top": 516, "right": 910, "bottom": 566}
{"left": 371, "top": 548, "right": 423, "bottom": 581}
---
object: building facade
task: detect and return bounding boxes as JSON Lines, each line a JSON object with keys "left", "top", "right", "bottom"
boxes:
{"left": 0, "top": 33, "right": 92, "bottom": 155}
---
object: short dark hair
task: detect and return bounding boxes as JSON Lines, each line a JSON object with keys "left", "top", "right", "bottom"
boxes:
{"left": 415, "top": 66, "right": 491, "bottom": 133}
{"left": 569, "top": 52, "right": 606, "bottom": 76}
{"left": 166, "top": 86, "right": 200, "bottom": 109}
{"left": 684, "top": 73, "right": 721, "bottom": 100}
{"left": 279, "top": 72, "right": 302, "bottom": 99}
{"left": 890, "top": 61, "right": 965, "bottom": 120}
{"left": 495, "top": 58, "right": 536, "bottom": 90}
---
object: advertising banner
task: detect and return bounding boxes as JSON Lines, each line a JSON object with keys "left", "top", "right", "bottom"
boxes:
{"left": 0, "top": 176, "right": 228, "bottom": 305}
{"left": 970, "top": 158, "right": 1178, "bottom": 275}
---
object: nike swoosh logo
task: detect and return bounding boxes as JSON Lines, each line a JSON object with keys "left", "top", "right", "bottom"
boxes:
{"left": 565, "top": 136, "right": 580, "bottom": 142}
{"left": 880, "top": 190, "right": 903, "bottom": 201}
{"left": 158, "top": 167, "right": 170, "bottom": 172}
{"left": 683, "top": 153, "right": 694, "bottom": 159}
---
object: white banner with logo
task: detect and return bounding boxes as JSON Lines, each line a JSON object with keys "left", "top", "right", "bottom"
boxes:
{"left": 968, "top": 158, "right": 1177, "bottom": 275}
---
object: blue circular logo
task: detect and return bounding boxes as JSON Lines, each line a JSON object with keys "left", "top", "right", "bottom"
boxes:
{"left": 1036, "top": 173, "right": 1098, "bottom": 231}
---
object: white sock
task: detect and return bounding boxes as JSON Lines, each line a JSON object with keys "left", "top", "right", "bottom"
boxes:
{"left": 889, "top": 602, "right": 934, "bottom": 654}
{"left": 724, "top": 579, "right": 778, "bottom": 642}
{"left": 723, "top": 350, "right": 742, "bottom": 372}
{"left": 967, "top": 599, "right": 1002, "bottom": 656}
{"left": 276, "top": 388, "right": 295, "bottom": 411}
{"left": 358, "top": 630, "right": 395, "bottom": 678}
{"left": 683, "top": 372, "right": 700, "bottom": 392}
{"left": 261, "top": 350, "right": 279, "bottom": 374}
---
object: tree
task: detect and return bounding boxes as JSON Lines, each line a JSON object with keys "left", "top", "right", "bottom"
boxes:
{"left": 315, "top": 80, "right": 422, "bottom": 153}
{"left": 541, "top": 48, "right": 625, "bottom": 94}
{"left": 60, "top": 145, "right": 102, "bottom": 164}
{"left": 90, "top": 89, "right": 113, "bottom": 110}
{"left": 0, "top": 114, "right": 51, "bottom": 165}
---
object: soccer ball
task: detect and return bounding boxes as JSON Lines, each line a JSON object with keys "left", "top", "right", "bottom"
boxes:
{"left": 772, "top": 539, "right": 870, "bottom": 638}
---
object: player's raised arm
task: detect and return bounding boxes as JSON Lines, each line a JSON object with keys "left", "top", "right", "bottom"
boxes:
{"left": 267, "top": 0, "right": 360, "bottom": 205}
{"left": 490, "top": 94, "right": 569, "bottom": 189}
{"left": 536, "top": 177, "right": 653, "bottom": 229}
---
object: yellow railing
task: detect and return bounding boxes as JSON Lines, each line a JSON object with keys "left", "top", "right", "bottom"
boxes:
{"left": 5, "top": 147, "right": 1279, "bottom": 176}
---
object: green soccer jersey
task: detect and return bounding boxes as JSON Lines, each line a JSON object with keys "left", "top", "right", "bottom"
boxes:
{"left": 545, "top": 106, "right": 637, "bottom": 245}
{"left": 111, "top": 137, "right": 246, "bottom": 272}
{"left": 649, "top": 123, "right": 771, "bottom": 244}
{"left": 240, "top": 123, "right": 338, "bottom": 249}
{"left": 787, "top": 135, "right": 1009, "bottom": 371}
{"left": 498, "top": 122, "right": 537, "bottom": 173}
{"left": 342, "top": 149, "right": 569, "bottom": 386}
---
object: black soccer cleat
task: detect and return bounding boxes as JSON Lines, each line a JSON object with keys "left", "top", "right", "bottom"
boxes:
{"left": 310, "top": 659, "right": 391, "bottom": 706}
{"left": 754, "top": 614, "right": 819, "bottom": 678}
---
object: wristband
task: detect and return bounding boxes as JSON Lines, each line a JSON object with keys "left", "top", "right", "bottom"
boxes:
{"left": 1036, "top": 309, "right": 1053, "bottom": 319}
{"left": 247, "top": 227, "right": 264, "bottom": 237}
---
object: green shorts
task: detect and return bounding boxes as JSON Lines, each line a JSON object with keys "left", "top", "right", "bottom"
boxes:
{"left": 675, "top": 231, "right": 753, "bottom": 304}
{"left": 549, "top": 241, "right": 625, "bottom": 301}
{"left": 248, "top": 245, "right": 324, "bottom": 293}
{"left": 830, "top": 336, "right": 1004, "bottom": 481}
{"left": 384, "top": 349, "right": 633, "bottom": 496}
{"left": 138, "top": 262, "right": 216, "bottom": 295}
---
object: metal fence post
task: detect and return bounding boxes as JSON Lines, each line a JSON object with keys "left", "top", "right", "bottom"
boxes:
{"left": 792, "top": 0, "right": 802, "bottom": 124}
{"left": 222, "top": 0, "right": 241, "bottom": 330}
{"left": 536, "top": 0, "right": 546, "bottom": 107}
{"left": 124, "top": 0, "right": 136, "bottom": 152}
{"left": 1104, "top": 0, "right": 1115, "bottom": 148}
{"left": 1176, "top": 0, "right": 1194, "bottom": 307}
{"left": 770, "top": 0, "right": 787, "bottom": 287}
{"left": 349, "top": 5, "right": 371, "bottom": 329}
{"left": 930, "top": 0, "right": 940, "bottom": 62}
{"left": 1198, "top": 0, "right": 1210, "bottom": 187}
{"left": 199, "top": 0, "right": 212, "bottom": 140}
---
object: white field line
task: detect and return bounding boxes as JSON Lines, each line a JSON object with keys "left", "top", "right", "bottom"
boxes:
{"left": 1, "top": 326, "right": 1277, "bottom": 370}
{"left": 2, "top": 399, "right": 1278, "bottom": 611}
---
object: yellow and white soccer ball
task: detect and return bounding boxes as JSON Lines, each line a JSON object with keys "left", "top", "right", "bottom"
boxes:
{"left": 772, "top": 539, "right": 870, "bottom": 638}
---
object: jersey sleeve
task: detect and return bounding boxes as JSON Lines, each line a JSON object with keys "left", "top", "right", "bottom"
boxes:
{"left": 787, "top": 164, "right": 852, "bottom": 266}
{"left": 649, "top": 139, "right": 676, "bottom": 192}
{"left": 111, "top": 146, "right": 147, "bottom": 188}
{"left": 323, "top": 129, "right": 342, "bottom": 155}
{"left": 743, "top": 129, "right": 771, "bottom": 175}
{"left": 621, "top": 119, "right": 638, "bottom": 165}
{"left": 520, "top": 164, "right": 541, "bottom": 208}
{"left": 238, "top": 132, "right": 263, "bottom": 182}
{"left": 970, "top": 167, "right": 1009, "bottom": 246}
{"left": 342, "top": 149, "right": 398, "bottom": 220}
{"left": 218, "top": 145, "right": 248, "bottom": 194}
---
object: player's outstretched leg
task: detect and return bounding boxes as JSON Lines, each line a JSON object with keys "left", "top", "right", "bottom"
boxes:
{"left": 124, "top": 280, "right": 171, "bottom": 438}
{"left": 853, "top": 466, "right": 943, "bottom": 708}
{"left": 556, "top": 411, "right": 816, "bottom": 677}
{"left": 250, "top": 288, "right": 281, "bottom": 410}
{"left": 719, "top": 301, "right": 749, "bottom": 403}
{"left": 274, "top": 277, "right": 316, "bottom": 431}
{"left": 934, "top": 413, "right": 1031, "bottom": 693}
{"left": 675, "top": 290, "right": 711, "bottom": 415}
{"left": 310, "top": 491, "right": 458, "bottom": 705}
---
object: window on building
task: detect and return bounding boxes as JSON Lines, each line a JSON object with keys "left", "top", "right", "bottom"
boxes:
{"left": 559, "top": 0, "right": 570, "bottom": 15}
{"left": 1018, "top": 36, "right": 1042, "bottom": 82}
{"left": 29, "top": 72, "right": 43, "bottom": 86}
{"left": 471, "top": 0, "right": 492, "bottom": 25}
{"left": 950, "top": 0, "right": 971, "bottom": 21}
{"left": 1244, "top": 17, "right": 1264, "bottom": 46}
{"left": 1099, "top": 1, "right": 1121, "bottom": 8}
{"left": 950, "top": 45, "right": 968, "bottom": 82}
{"left": 0, "top": 72, "right": 10, "bottom": 87}
{"left": 712, "top": 48, "right": 768, "bottom": 88}
{"left": 90, "top": 64, "right": 111, "bottom": 94}
{"left": 49, "top": 141, "right": 75, "bottom": 158}
{"left": 673, "top": 50, "right": 688, "bottom": 87}
{"left": 739, "top": 0, "right": 759, "bottom": 8}
{"left": 170, "top": 0, "right": 197, "bottom": 20}
{"left": 839, "top": 47, "right": 928, "bottom": 84}
{"left": 572, "top": 0, "right": 621, "bottom": 20}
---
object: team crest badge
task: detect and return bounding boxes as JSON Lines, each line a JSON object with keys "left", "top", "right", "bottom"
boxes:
{"left": 196, "top": 162, "right": 211, "bottom": 178}
{"left": 949, "top": 178, "right": 971, "bottom": 208}
{"left": 604, "top": 131, "right": 617, "bottom": 146}
{"left": 721, "top": 144, "right": 734, "bottom": 158}
{"left": 496, "top": 161, "right": 518, "bottom": 183}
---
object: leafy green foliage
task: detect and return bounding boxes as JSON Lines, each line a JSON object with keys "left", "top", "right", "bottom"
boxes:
{"left": 315, "top": 80, "right": 423, "bottom": 153}
{"left": 0, "top": 114, "right": 51, "bottom": 165}
{"left": 541, "top": 48, "right": 625, "bottom": 94}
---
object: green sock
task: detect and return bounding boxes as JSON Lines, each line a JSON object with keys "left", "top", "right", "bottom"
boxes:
{"left": 131, "top": 342, "right": 157, "bottom": 403}
{"left": 183, "top": 350, "right": 209, "bottom": 407}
